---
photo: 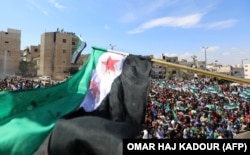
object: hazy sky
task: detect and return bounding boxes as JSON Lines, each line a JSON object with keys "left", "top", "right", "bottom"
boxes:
{"left": 1, "top": 0, "right": 250, "bottom": 66}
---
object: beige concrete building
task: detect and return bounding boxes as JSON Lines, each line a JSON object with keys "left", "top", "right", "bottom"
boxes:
{"left": 151, "top": 63, "right": 167, "bottom": 79}
{"left": 39, "top": 30, "right": 81, "bottom": 80}
{"left": 19, "top": 45, "right": 40, "bottom": 77}
{"left": 216, "top": 65, "right": 231, "bottom": 76}
{"left": 21, "top": 45, "right": 40, "bottom": 62}
{"left": 0, "top": 28, "right": 21, "bottom": 78}
{"left": 161, "top": 55, "right": 179, "bottom": 80}
{"left": 243, "top": 63, "right": 250, "bottom": 79}
{"left": 231, "top": 66, "right": 243, "bottom": 78}
{"left": 153, "top": 54, "right": 208, "bottom": 80}
{"left": 145, "top": 55, "right": 167, "bottom": 79}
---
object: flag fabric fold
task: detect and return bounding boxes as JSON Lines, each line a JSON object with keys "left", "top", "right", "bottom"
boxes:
{"left": 0, "top": 47, "right": 108, "bottom": 155}
{"left": 47, "top": 48, "right": 152, "bottom": 155}
{"left": 0, "top": 46, "right": 152, "bottom": 155}
{"left": 80, "top": 50, "right": 129, "bottom": 112}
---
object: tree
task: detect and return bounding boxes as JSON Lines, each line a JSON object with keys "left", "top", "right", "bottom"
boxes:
{"left": 19, "top": 61, "right": 28, "bottom": 76}
{"left": 166, "top": 70, "right": 173, "bottom": 80}
{"left": 180, "top": 70, "right": 189, "bottom": 80}
{"left": 19, "top": 60, "right": 38, "bottom": 77}
{"left": 69, "top": 67, "right": 79, "bottom": 75}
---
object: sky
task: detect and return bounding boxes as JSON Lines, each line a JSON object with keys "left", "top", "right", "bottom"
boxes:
{"left": 1, "top": 0, "right": 250, "bottom": 66}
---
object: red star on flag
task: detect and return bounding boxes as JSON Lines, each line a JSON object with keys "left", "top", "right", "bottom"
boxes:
{"left": 102, "top": 56, "right": 120, "bottom": 73}
{"left": 89, "top": 80, "right": 99, "bottom": 98}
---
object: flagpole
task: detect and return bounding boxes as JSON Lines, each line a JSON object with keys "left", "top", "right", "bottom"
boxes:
{"left": 107, "top": 49, "right": 129, "bottom": 56}
{"left": 151, "top": 58, "right": 250, "bottom": 85}
{"left": 105, "top": 48, "right": 250, "bottom": 85}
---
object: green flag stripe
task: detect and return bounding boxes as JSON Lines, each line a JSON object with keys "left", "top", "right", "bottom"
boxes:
{"left": 0, "top": 47, "right": 106, "bottom": 155}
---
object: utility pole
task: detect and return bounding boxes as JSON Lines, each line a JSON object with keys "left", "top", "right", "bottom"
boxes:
{"left": 215, "top": 60, "right": 218, "bottom": 72}
{"left": 191, "top": 55, "right": 197, "bottom": 68}
{"left": 202, "top": 47, "right": 208, "bottom": 70}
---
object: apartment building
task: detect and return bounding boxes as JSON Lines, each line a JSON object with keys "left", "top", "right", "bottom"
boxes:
{"left": 39, "top": 29, "right": 81, "bottom": 80}
{"left": 0, "top": 28, "right": 21, "bottom": 78}
{"left": 21, "top": 45, "right": 40, "bottom": 62}
{"left": 151, "top": 63, "right": 167, "bottom": 79}
{"left": 216, "top": 65, "right": 231, "bottom": 76}
{"left": 243, "top": 63, "right": 250, "bottom": 79}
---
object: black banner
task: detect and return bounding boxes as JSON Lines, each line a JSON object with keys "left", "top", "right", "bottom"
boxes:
{"left": 123, "top": 139, "right": 250, "bottom": 155}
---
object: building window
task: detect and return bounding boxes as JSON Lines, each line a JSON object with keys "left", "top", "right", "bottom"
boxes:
{"left": 72, "top": 41, "right": 75, "bottom": 45}
{"left": 62, "top": 60, "right": 66, "bottom": 64}
{"left": 62, "top": 49, "right": 66, "bottom": 53}
{"left": 5, "top": 41, "right": 9, "bottom": 43}
{"left": 63, "top": 39, "right": 67, "bottom": 43}
{"left": 34, "top": 49, "right": 38, "bottom": 52}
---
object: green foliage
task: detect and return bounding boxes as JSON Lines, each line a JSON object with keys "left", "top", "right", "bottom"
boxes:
{"left": 19, "top": 60, "right": 38, "bottom": 77}
{"left": 180, "top": 71, "right": 189, "bottom": 80}
{"left": 166, "top": 70, "right": 173, "bottom": 80}
{"left": 69, "top": 67, "right": 79, "bottom": 75}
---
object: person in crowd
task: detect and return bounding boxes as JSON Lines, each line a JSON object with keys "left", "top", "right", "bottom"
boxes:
{"left": 138, "top": 78, "right": 250, "bottom": 139}
{"left": 1, "top": 76, "right": 249, "bottom": 139}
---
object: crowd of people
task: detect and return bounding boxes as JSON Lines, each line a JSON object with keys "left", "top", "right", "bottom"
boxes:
{"left": 139, "top": 78, "right": 250, "bottom": 139}
{"left": 1, "top": 76, "right": 250, "bottom": 139}
{"left": 0, "top": 77, "right": 59, "bottom": 91}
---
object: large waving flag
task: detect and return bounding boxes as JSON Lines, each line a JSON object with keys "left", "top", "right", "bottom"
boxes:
{"left": 48, "top": 47, "right": 152, "bottom": 155}
{"left": 0, "top": 46, "right": 102, "bottom": 155}
{"left": 0, "top": 46, "right": 152, "bottom": 155}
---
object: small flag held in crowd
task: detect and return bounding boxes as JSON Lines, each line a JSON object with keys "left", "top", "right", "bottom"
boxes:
{"left": 70, "top": 34, "right": 87, "bottom": 64}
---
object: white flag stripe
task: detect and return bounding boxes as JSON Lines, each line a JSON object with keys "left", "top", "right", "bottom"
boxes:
{"left": 81, "top": 52, "right": 127, "bottom": 112}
